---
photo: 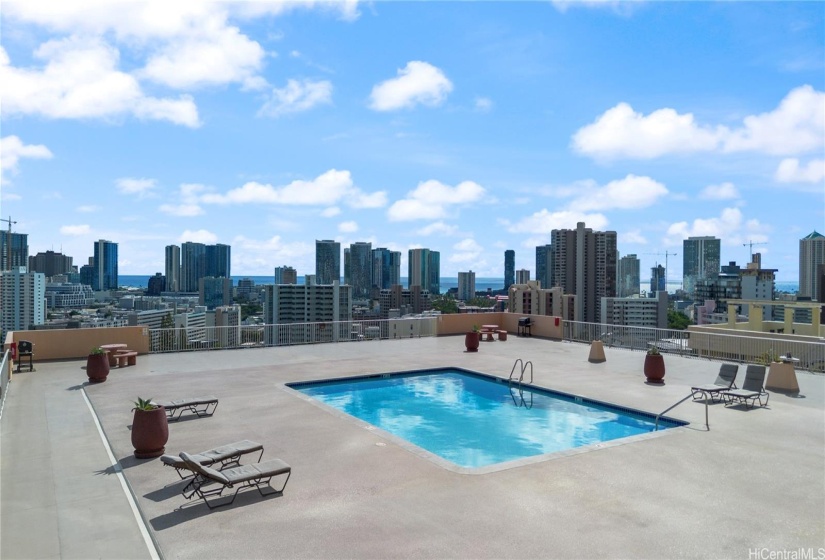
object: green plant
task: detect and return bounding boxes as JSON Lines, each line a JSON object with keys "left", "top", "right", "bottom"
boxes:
{"left": 647, "top": 345, "right": 661, "bottom": 356}
{"left": 132, "top": 397, "right": 158, "bottom": 412}
{"left": 759, "top": 350, "right": 780, "bottom": 366}
{"left": 90, "top": 347, "right": 106, "bottom": 355}
{"left": 472, "top": 324, "right": 481, "bottom": 333}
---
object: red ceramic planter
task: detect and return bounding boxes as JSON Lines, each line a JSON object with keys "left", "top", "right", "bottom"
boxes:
{"left": 131, "top": 407, "right": 169, "bottom": 459}
{"left": 86, "top": 353, "right": 110, "bottom": 383}
{"left": 644, "top": 354, "right": 665, "bottom": 383}
{"left": 465, "top": 332, "right": 480, "bottom": 352}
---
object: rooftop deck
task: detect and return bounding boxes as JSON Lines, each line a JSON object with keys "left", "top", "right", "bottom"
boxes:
{"left": 3, "top": 336, "right": 824, "bottom": 559}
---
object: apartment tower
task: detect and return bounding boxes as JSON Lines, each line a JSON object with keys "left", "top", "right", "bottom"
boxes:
{"left": 504, "top": 250, "right": 515, "bottom": 290}
{"left": 799, "top": 231, "right": 825, "bottom": 300}
{"left": 165, "top": 245, "right": 181, "bottom": 292}
{"left": 92, "top": 239, "right": 118, "bottom": 291}
{"left": 683, "top": 236, "right": 721, "bottom": 297}
{"left": 618, "top": 254, "right": 640, "bottom": 297}
{"left": 316, "top": 240, "right": 341, "bottom": 285}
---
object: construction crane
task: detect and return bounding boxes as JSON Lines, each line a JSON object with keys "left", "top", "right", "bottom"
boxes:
{"left": 743, "top": 240, "right": 768, "bottom": 260}
{"left": 643, "top": 251, "right": 678, "bottom": 289}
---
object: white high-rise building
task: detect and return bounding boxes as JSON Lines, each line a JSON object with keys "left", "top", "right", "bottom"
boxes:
{"left": 457, "top": 271, "right": 476, "bottom": 301}
{"left": 515, "top": 269, "right": 530, "bottom": 285}
{"left": 263, "top": 281, "right": 352, "bottom": 345}
{"left": 1, "top": 267, "right": 46, "bottom": 338}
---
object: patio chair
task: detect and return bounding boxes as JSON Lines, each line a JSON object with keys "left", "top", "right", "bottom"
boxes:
{"left": 152, "top": 396, "right": 219, "bottom": 421}
{"left": 160, "top": 440, "right": 264, "bottom": 497}
{"left": 179, "top": 451, "right": 291, "bottom": 509}
{"left": 721, "top": 365, "right": 770, "bottom": 409}
{"left": 690, "top": 363, "right": 739, "bottom": 402}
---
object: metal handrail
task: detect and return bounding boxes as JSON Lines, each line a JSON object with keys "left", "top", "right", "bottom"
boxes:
{"left": 508, "top": 359, "right": 533, "bottom": 387}
{"left": 655, "top": 393, "right": 708, "bottom": 431}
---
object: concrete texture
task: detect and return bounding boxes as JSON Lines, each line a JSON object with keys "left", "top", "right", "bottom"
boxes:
{"left": 3, "top": 335, "right": 824, "bottom": 559}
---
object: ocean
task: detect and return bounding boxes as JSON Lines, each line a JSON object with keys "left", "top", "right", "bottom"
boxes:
{"left": 118, "top": 275, "right": 800, "bottom": 295}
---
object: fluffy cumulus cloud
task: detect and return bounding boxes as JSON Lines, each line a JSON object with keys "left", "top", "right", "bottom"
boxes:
{"left": 338, "top": 221, "right": 358, "bottom": 233}
{"left": 417, "top": 221, "right": 459, "bottom": 236}
{"left": 178, "top": 229, "right": 218, "bottom": 244}
{"left": 0, "top": 135, "right": 53, "bottom": 184}
{"left": 230, "top": 234, "right": 315, "bottom": 274}
{"left": 699, "top": 182, "right": 740, "bottom": 200}
{"left": 387, "top": 180, "right": 486, "bottom": 221}
{"left": 0, "top": 41, "right": 200, "bottom": 127}
{"left": 567, "top": 174, "right": 668, "bottom": 211}
{"left": 775, "top": 158, "right": 825, "bottom": 184}
{"left": 449, "top": 238, "right": 483, "bottom": 263}
{"left": 503, "top": 210, "right": 609, "bottom": 235}
{"left": 573, "top": 85, "right": 824, "bottom": 160}
{"left": 258, "top": 79, "right": 333, "bottom": 118}
{"left": 199, "top": 169, "right": 386, "bottom": 210}
{"left": 60, "top": 224, "right": 91, "bottom": 236}
{"left": 369, "top": 61, "right": 453, "bottom": 111}
{"left": 159, "top": 183, "right": 208, "bottom": 216}
{"left": 115, "top": 177, "right": 157, "bottom": 197}
{"left": 665, "top": 207, "right": 768, "bottom": 246}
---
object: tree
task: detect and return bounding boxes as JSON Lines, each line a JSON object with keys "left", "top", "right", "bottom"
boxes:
{"left": 430, "top": 295, "right": 459, "bottom": 314}
{"left": 668, "top": 310, "right": 691, "bottom": 330}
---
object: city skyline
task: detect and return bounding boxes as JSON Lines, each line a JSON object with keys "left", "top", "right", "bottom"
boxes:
{"left": 1, "top": 2, "right": 822, "bottom": 282}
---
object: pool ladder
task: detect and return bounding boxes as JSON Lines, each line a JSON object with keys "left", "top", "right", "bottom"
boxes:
{"left": 508, "top": 359, "right": 534, "bottom": 409}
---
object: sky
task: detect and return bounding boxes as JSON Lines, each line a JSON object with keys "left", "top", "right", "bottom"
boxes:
{"left": 1, "top": 1, "right": 823, "bottom": 283}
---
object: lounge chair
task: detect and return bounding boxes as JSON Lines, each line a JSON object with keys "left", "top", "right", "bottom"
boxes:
{"left": 160, "top": 440, "right": 264, "bottom": 498}
{"left": 690, "top": 363, "right": 739, "bottom": 402}
{"left": 152, "top": 396, "right": 219, "bottom": 421}
{"left": 179, "top": 451, "right": 291, "bottom": 509}
{"left": 721, "top": 365, "right": 770, "bottom": 409}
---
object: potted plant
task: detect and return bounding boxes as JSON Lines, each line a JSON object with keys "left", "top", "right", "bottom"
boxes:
{"left": 465, "top": 325, "right": 481, "bottom": 353}
{"left": 131, "top": 398, "right": 169, "bottom": 459}
{"left": 86, "top": 347, "right": 110, "bottom": 383}
{"left": 644, "top": 345, "right": 665, "bottom": 383}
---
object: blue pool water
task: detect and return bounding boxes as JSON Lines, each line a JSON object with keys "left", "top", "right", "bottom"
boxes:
{"left": 290, "top": 368, "right": 683, "bottom": 469}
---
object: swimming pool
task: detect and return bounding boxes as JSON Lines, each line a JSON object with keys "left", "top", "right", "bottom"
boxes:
{"left": 289, "top": 368, "right": 685, "bottom": 470}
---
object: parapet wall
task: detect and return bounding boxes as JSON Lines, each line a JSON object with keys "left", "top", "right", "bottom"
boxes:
{"left": 9, "top": 327, "right": 150, "bottom": 361}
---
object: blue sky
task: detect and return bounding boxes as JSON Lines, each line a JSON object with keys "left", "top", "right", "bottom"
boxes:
{"left": 1, "top": 1, "right": 822, "bottom": 283}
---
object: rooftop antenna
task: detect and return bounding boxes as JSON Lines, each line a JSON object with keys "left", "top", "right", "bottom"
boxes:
{"left": 743, "top": 240, "right": 768, "bottom": 261}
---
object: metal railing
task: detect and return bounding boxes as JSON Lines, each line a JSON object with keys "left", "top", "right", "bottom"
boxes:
{"left": 0, "top": 350, "right": 10, "bottom": 421}
{"left": 563, "top": 321, "right": 825, "bottom": 374}
{"left": 149, "top": 317, "right": 438, "bottom": 353}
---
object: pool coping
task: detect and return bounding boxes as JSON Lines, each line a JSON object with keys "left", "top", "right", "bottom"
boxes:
{"left": 284, "top": 366, "right": 690, "bottom": 475}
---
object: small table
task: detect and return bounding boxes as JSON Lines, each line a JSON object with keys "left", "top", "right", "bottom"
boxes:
{"left": 481, "top": 325, "right": 499, "bottom": 342}
{"left": 100, "top": 344, "right": 127, "bottom": 367}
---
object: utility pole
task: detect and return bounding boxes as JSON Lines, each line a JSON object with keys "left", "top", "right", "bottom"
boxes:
{"left": 0, "top": 216, "right": 17, "bottom": 272}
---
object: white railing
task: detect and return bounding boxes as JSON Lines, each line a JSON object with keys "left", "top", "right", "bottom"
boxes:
{"left": 563, "top": 321, "right": 825, "bottom": 374}
{"left": 0, "top": 350, "right": 10, "bottom": 421}
{"left": 149, "top": 317, "right": 438, "bottom": 353}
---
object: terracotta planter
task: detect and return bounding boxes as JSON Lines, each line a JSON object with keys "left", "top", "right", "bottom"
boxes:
{"left": 131, "top": 407, "right": 169, "bottom": 459}
{"left": 644, "top": 354, "right": 665, "bottom": 383}
{"left": 86, "top": 353, "right": 110, "bottom": 383}
{"left": 465, "top": 332, "right": 480, "bottom": 352}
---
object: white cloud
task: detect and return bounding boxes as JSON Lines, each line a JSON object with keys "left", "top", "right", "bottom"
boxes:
{"left": 369, "top": 61, "right": 453, "bottom": 111}
{"left": 450, "top": 238, "right": 484, "bottom": 264}
{"left": 115, "top": 177, "right": 157, "bottom": 197}
{"left": 775, "top": 158, "right": 825, "bottom": 184}
{"left": 77, "top": 205, "right": 101, "bottom": 213}
{"left": 474, "top": 97, "right": 493, "bottom": 112}
{"left": 200, "top": 169, "right": 384, "bottom": 209}
{"left": 699, "top": 182, "right": 740, "bottom": 200}
{"left": 0, "top": 135, "right": 53, "bottom": 184}
{"left": 338, "top": 221, "right": 358, "bottom": 233}
{"left": 0, "top": 40, "right": 200, "bottom": 127}
{"left": 417, "top": 222, "right": 459, "bottom": 236}
{"left": 1, "top": 193, "right": 22, "bottom": 202}
{"left": 568, "top": 174, "right": 668, "bottom": 211}
{"left": 258, "top": 79, "right": 333, "bottom": 118}
{"left": 503, "top": 210, "right": 609, "bottom": 235}
{"left": 620, "top": 230, "right": 647, "bottom": 244}
{"left": 178, "top": 229, "right": 218, "bottom": 244}
{"left": 159, "top": 204, "right": 204, "bottom": 217}
{"left": 321, "top": 207, "right": 341, "bottom": 217}
{"left": 572, "top": 102, "right": 720, "bottom": 160}
{"left": 387, "top": 180, "right": 486, "bottom": 221}
{"left": 231, "top": 234, "right": 315, "bottom": 274}
{"left": 60, "top": 224, "right": 91, "bottom": 236}
{"left": 665, "top": 207, "right": 768, "bottom": 246}
{"left": 573, "top": 85, "right": 824, "bottom": 160}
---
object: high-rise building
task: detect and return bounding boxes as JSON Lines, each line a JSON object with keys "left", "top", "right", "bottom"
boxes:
{"left": 263, "top": 281, "right": 352, "bottom": 344}
{"left": 618, "top": 254, "right": 640, "bottom": 297}
{"left": 650, "top": 264, "right": 666, "bottom": 293}
{"left": 457, "top": 271, "right": 476, "bottom": 301}
{"left": 1, "top": 267, "right": 45, "bottom": 338}
{"left": 274, "top": 266, "right": 298, "bottom": 285}
{"left": 1, "top": 232, "right": 28, "bottom": 272}
{"left": 147, "top": 273, "right": 165, "bottom": 296}
{"left": 379, "top": 284, "right": 431, "bottom": 319}
{"left": 508, "top": 281, "right": 573, "bottom": 319}
{"left": 516, "top": 269, "right": 530, "bottom": 284}
{"left": 165, "top": 245, "right": 181, "bottom": 292}
{"left": 199, "top": 276, "right": 233, "bottom": 310}
{"left": 535, "top": 245, "right": 552, "bottom": 289}
{"left": 683, "top": 236, "right": 721, "bottom": 297}
{"left": 206, "top": 243, "right": 231, "bottom": 279}
{"left": 504, "top": 250, "right": 515, "bottom": 290}
{"left": 408, "top": 248, "right": 440, "bottom": 295}
{"left": 92, "top": 239, "right": 118, "bottom": 291}
{"left": 740, "top": 254, "right": 776, "bottom": 319}
{"left": 236, "top": 278, "right": 257, "bottom": 301}
{"left": 372, "top": 248, "right": 401, "bottom": 290}
{"left": 551, "top": 222, "right": 617, "bottom": 323}
{"left": 347, "top": 242, "right": 372, "bottom": 299}
{"left": 316, "top": 240, "right": 341, "bottom": 285}
{"left": 799, "top": 231, "right": 825, "bottom": 300}
{"left": 181, "top": 242, "right": 206, "bottom": 292}
{"left": 28, "top": 250, "right": 73, "bottom": 278}
{"left": 602, "top": 291, "right": 668, "bottom": 328}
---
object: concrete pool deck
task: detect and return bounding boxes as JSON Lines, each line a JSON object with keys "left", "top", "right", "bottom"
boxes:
{"left": 2, "top": 335, "right": 824, "bottom": 559}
